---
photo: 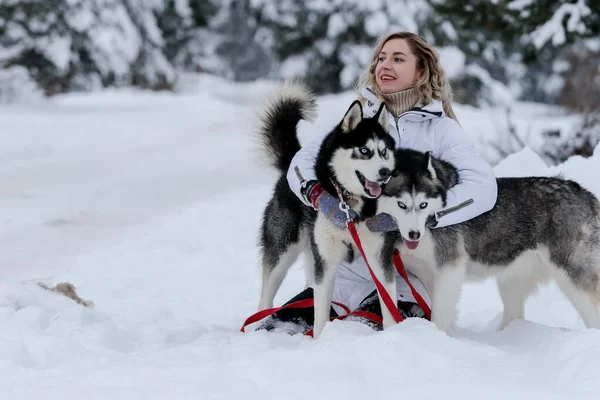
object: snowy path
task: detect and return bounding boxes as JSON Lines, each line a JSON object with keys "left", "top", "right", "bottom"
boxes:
{"left": 1, "top": 80, "right": 600, "bottom": 399}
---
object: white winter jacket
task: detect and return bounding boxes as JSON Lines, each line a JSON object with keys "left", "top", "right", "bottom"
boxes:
{"left": 287, "top": 87, "right": 498, "bottom": 228}
{"left": 285, "top": 87, "right": 498, "bottom": 312}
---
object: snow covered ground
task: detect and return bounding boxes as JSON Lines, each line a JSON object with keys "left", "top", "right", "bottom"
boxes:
{"left": 1, "top": 74, "right": 600, "bottom": 399}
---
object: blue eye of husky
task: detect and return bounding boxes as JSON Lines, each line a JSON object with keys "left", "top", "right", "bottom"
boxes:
{"left": 420, "top": 202, "right": 428, "bottom": 209}
{"left": 398, "top": 201, "right": 407, "bottom": 209}
{"left": 380, "top": 149, "right": 387, "bottom": 157}
{"left": 359, "top": 147, "right": 369, "bottom": 155}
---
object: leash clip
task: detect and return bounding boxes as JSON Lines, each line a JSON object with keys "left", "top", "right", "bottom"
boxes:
{"left": 331, "top": 178, "right": 353, "bottom": 227}
{"left": 338, "top": 200, "right": 352, "bottom": 227}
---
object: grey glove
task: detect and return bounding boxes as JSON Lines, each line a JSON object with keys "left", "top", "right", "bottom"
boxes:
{"left": 304, "top": 181, "right": 357, "bottom": 229}
{"left": 366, "top": 213, "right": 399, "bottom": 232}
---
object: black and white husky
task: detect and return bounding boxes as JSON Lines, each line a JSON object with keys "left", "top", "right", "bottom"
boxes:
{"left": 256, "top": 82, "right": 398, "bottom": 337}
{"left": 377, "top": 148, "right": 600, "bottom": 331}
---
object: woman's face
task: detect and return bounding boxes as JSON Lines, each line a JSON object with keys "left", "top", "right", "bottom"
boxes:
{"left": 374, "top": 38, "right": 421, "bottom": 94}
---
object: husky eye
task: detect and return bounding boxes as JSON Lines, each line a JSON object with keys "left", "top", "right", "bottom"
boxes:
{"left": 419, "top": 202, "right": 428, "bottom": 209}
{"left": 359, "top": 147, "right": 369, "bottom": 155}
{"left": 380, "top": 148, "right": 388, "bottom": 159}
{"left": 398, "top": 201, "right": 407, "bottom": 209}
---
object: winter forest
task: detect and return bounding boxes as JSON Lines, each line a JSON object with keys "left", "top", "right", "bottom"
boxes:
{"left": 1, "top": 0, "right": 599, "bottom": 164}
{"left": 2, "top": 1, "right": 600, "bottom": 399}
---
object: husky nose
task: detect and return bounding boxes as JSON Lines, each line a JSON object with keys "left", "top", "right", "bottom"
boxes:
{"left": 409, "top": 230, "right": 421, "bottom": 240}
{"left": 379, "top": 168, "right": 391, "bottom": 180}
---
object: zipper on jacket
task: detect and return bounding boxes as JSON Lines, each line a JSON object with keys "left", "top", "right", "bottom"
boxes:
{"left": 392, "top": 107, "right": 441, "bottom": 146}
{"left": 393, "top": 110, "right": 418, "bottom": 145}
{"left": 436, "top": 198, "right": 474, "bottom": 219}
{"left": 394, "top": 116, "right": 401, "bottom": 145}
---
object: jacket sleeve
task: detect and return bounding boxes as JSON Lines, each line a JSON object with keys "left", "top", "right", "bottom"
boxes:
{"left": 286, "top": 134, "right": 325, "bottom": 207}
{"left": 433, "top": 119, "right": 498, "bottom": 228}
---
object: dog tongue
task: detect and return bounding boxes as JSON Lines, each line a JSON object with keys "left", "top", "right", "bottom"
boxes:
{"left": 365, "top": 179, "right": 382, "bottom": 197}
{"left": 403, "top": 238, "right": 420, "bottom": 250}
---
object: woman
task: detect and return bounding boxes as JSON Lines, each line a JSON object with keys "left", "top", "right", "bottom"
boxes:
{"left": 258, "top": 32, "right": 497, "bottom": 334}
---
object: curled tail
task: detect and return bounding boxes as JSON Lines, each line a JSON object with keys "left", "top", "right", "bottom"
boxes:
{"left": 258, "top": 80, "right": 317, "bottom": 173}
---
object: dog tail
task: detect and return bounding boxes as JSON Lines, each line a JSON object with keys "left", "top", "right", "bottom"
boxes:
{"left": 258, "top": 80, "right": 317, "bottom": 173}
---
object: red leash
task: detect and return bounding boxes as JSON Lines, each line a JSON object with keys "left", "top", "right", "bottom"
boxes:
{"left": 393, "top": 249, "right": 431, "bottom": 319}
{"left": 346, "top": 221, "right": 404, "bottom": 323}
{"left": 240, "top": 222, "right": 431, "bottom": 335}
{"left": 240, "top": 300, "right": 350, "bottom": 333}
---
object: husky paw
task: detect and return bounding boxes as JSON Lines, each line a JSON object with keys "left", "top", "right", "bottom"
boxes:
{"left": 382, "top": 315, "right": 398, "bottom": 330}
{"left": 498, "top": 316, "right": 515, "bottom": 330}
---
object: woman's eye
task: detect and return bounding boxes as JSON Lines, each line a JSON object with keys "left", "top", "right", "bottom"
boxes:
{"left": 394, "top": 57, "right": 404, "bottom": 62}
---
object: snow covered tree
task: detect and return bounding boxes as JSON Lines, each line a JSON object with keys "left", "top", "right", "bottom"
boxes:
{"left": 120, "top": 0, "right": 192, "bottom": 89}
{"left": 430, "top": 0, "right": 599, "bottom": 104}
{"left": 0, "top": 0, "right": 192, "bottom": 95}
{"left": 185, "top": 0, "right": 221, "bottom": 73}
{"left": 517, "top": 0, "right": 600, "bottom": 162}
{"left": 539, "top": 46, "right": 600, "bottom": 164}
{"left": 429, "top": 0, "right": 600, "bottom": 163}
{"left": 189, "top": 0, "right": 218, "bottom": 28}
{"left": 212, "top": 0, "right": 272, "bottom": 81}
{"left": 155, "top": 0, "right": 196, "bottom": 69}
{"left": 188, "top": 0, "right": 273, "bottom": 81}
{"left": 247, "top": 0, "right": 430, "bottom": 94}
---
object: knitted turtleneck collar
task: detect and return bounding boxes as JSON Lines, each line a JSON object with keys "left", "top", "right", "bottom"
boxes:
{"left": 379, "top": 87, "right": 420, "bottom": 118}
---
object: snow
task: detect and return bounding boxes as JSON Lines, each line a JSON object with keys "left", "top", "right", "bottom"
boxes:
{"left": 0, "top": 66, "right": 43, "bottom": 104}
{"left": 530, "top": 0, "right": 592, "bottom": 49}
{"left": 279, "top": 55, "right": 310, "bottom": 79}
{"left": 364, "top": 11, "right": 389, "bottom": 37}
{"left": 339, "top": 44, "right": 372, "bottom": 88}
{"left": 437, "top": 46, "right": 466, "bottom": 80}
{"left": 1, "top": 74, "right": 600, "bottom": 399}
{"left": 439, "top": 20, "right": 458, "bottom": 42}
{"left": 37, "top": 35, "right": 72, "bottom": 72}
{"left": 465, "top": 63, "right": 516, "bottom": 108}
{"left": 90, "top": 5, "right": 143, "bottom": 77}
{"left": 507, "top": 0, "right": 535, "bottom": 11}
{"left": 327, "top": 14, "right": 347, "bottom": 38}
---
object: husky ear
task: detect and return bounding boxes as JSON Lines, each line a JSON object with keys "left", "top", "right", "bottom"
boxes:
{"left": 383, "top": 171, "right": 408, "bottom": 196}
{"left": 341, "top": 101, "right": 363, "bottom": 133}
{"left": 425, "top": 151, "right": 437, "bottom": 181}
{"left": 374, "top": 103, "right": 390, "bottom": 133}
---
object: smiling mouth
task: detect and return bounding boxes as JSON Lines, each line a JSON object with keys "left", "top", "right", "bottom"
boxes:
{"left": 380, "top": 75, "right": 395, "bottom": 81}
{"left": 356, "top": 171, "right": 382, "bottom": 198}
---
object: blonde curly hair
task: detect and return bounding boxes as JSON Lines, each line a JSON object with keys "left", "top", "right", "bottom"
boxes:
{"left": 357, "top": 32, "right": 458, "bottom": 122}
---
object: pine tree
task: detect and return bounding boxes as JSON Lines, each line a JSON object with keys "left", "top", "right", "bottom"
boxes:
{"left": 189, "top": 0, "right": 218, "bottom": 27}
{"left": 0, "top": 0, "right": 192, "bottom": 95}
{"left": 430, "top": 0, "right": 600, "bottom": 103}
{"left": 249, "top": 0, "right": 430, "bottom": 94}
{"left": 211, "top": 0, "right": 272, "bottom": 81}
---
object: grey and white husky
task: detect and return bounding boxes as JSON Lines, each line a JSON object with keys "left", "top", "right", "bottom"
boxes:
{"left": 256, "top": 82, "right": 398, "bottom": 337}
{"left": 377, "top": 148, "right": 600, "bottom": 331}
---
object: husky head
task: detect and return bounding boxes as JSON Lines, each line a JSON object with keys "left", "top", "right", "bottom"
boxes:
{"left": 316, "top": 101, "right": 396, "bottom": 199}
{"left": 377, "top": 149, "right": 458, "bottom": 249}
